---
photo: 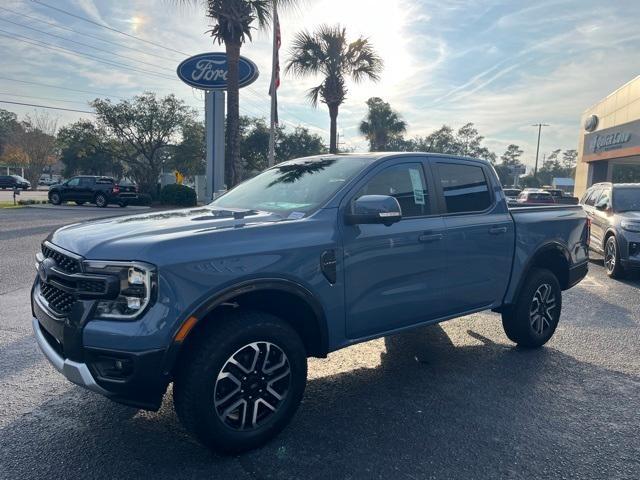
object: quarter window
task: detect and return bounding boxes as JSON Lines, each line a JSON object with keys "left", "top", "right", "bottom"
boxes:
{"left": 354, "top": 163, "right": 430, "bottom": 218}
{"left": 437, "top": 163, "right": 492, "bottom": 213}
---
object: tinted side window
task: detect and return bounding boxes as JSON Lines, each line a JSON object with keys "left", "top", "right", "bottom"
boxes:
{"left": 596, "top": 189, "right": 611, "bottom": 207}
{"left": 584, "top": 188, "right": 601, "bottom": 206}
{"left": 79, "top": 177, "right": 96, "bottom": 187}
{"left": 437, "top": 163, "right": 491, "bottom": 213}
{"left": 355, "top": 163, "right": 430, "bottom": 218}
{"left": 67, "top": 178, "right": 80, "bottom": 187}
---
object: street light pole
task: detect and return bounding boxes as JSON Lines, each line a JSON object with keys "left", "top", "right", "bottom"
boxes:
{"left": 532, "top": 123, "right": 549, "bottom": 177}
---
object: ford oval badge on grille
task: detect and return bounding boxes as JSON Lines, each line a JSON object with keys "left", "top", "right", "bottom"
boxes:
{"left": 39, "top": 257, "right": 56, "bottom": 284}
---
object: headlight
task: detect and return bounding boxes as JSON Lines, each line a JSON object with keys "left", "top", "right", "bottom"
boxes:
{"left": 621, "top": 220, "right": 640, "bottom": 232}
{"left": 83, "top": 260, "right": 156, "bottom": 319}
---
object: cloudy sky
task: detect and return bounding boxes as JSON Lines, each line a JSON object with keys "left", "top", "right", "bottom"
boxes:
{"left": 1, "top": 0, "right": 640, "bottom": 167}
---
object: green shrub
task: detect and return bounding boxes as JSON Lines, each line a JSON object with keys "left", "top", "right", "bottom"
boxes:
{"left": 160, "top": 184, "right": 197, "bottom": 207}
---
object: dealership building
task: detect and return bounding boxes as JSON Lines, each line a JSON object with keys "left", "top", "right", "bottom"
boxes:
{"left": 574, "top": 75, "right": 640, "bottom": 198}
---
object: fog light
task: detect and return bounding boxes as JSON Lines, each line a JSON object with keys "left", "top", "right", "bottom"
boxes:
{"left": 630, "top": 242, "right": 640, "bottom": 257}
{"left": 92, "top": 356, "right": 133, "bottom": 379}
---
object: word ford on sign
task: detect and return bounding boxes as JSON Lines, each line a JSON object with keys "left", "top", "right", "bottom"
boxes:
{"left": 176, "top": 52, "right": 259, "bottom": 90}
{"left": 192, "top": 59, "right": 227, "bottom": 82}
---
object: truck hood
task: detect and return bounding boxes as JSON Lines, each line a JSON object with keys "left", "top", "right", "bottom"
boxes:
{"left": 49, "top": 207, "right": 285, "bottom": 260}
{"left": 618, "top": 211, "right": 640, "bottom": 220}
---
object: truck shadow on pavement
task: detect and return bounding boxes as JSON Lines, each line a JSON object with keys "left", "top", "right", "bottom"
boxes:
{"left": 0, "top": 325, "right": 638, "bottom": 480}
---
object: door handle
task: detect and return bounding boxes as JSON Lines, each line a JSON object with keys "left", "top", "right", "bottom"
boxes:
{"left": 418, "top": 233, "right": 443, "bottom": 243}
{"left": 488, "top": 226, "right": 508, "bottom": 235}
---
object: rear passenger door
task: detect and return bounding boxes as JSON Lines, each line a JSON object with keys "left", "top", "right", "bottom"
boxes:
{"left": 591, "top": 187, "right": 611, "bottom": 250}
{"left": 581, "top": 187, "right": 602, "bottom": 251}
{"left": 432, "top": 159, "right": 515, "bottom": 313}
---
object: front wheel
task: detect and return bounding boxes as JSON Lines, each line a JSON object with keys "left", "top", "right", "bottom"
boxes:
{"left": 94, "top": 193, "right": 108, "bottom": 208}
{"left": 604, "top": 235, "right": 625, "bottom": 279}
{"left": 173, "top": 310, "right": 307, "bottom": 454}
{"left": 502, "top": 268, "right": 562, "bottom": 348}
{"left": 49, "top": 192, "right": 62, "bottom": 205}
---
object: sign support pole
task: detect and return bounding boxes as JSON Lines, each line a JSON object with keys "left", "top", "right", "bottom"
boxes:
{"left": 205, "top": 90, "right": 226, "bottom": 201}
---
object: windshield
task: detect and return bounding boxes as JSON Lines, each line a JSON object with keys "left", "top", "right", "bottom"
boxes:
{"left": 211, "top": 157, "right": 371, "bottom": 216}
{"left": 614, "top": 187, "right": 640, "bottom": 212}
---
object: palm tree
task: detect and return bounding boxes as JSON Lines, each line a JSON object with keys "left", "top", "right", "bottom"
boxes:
{"left": 286, "top": 25, "right": 383, "bottom": 154}
{"left": 181, "top": 0, "right": 295, "bottom": 187}
{"left": 359, "top": 97, "right": 406, "bottom": 151}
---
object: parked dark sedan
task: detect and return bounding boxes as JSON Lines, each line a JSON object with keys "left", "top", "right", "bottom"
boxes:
{"left": 580, "top": 182, "right": 640, "bottom": 278}
{"left": 48, "top": 176, "right": 138, "bottom": 208}
{"left": 0, "top": 174, "right": 31, "bottom": 190}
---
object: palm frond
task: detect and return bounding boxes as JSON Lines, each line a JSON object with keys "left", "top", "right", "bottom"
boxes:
{"left": 306, "top": 83, "right": 324, "bottom": 108}
{"left": 346, "top": 37, "right": 383, "bottom": 83}
{"left": 285, "top": 30, "right": 324, "bottom": 76}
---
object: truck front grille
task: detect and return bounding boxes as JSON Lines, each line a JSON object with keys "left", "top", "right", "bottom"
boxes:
{"left": 40, "top": 283, "right": 74, "bottom": 316}
{"left": 42, "top": 244, "right": 81, "bottom": 274}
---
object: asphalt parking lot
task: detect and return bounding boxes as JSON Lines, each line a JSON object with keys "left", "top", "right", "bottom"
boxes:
{"left": 0, "top": 207, "right": 639, "bottom": 479}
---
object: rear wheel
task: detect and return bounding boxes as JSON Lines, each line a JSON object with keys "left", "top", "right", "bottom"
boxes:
{"left": 173, "top": 310, "right": 307, "bottom": 454}
{"left": 502, "top": 268, "right": 562, "bottom": 348}
{"left": 49, "top": 192, "right": 62, "bottom": 205}
{"left": 604, "top": 235, "right": 624, "bottom": 279}
{"left": 94, "top": 193, "right": 108, "bottom": 208}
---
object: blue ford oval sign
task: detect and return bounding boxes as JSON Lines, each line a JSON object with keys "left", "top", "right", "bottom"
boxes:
{"left": 177, "top": 52, "right": 259, "bottom": 90}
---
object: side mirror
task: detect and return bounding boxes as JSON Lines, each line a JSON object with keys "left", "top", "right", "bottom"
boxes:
{"left": 345, "top": 195, "right": 402, "bottom": 226}
{"left": 595, "top": 199, "right": 610, "bottom": 211}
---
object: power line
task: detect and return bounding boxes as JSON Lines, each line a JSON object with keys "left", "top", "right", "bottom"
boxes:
{"left": 0, "top": 99, "right": 94, "bottom": 113}
{"left": 0, "top": 76, "right": 125, "bottom": 99}
{"left": 0, "top": 28, "right": 177, "bottom": 81}
{"left": 0, "top": 5, "right": 181, "bottom": 63}
{"left": 0, "top": 91, "right": 92, "bottom": 105}
{"left": 31, "top": 0, "right": 191, "bottom": 56}
{"left": 0, "top": 16, "right": 175, "bottom": 72}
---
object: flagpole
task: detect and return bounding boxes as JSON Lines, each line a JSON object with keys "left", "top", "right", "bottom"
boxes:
{"left": 268, "top": 2, "right": 278, "bottom": 167}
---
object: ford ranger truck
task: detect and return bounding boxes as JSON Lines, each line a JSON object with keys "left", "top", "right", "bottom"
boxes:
{"left": 32, "top": 153, "right": 589, "bottom": 453}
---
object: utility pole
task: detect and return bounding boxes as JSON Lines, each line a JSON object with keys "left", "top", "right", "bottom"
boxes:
{"left": 532, "top": 123, "right": 549, "bottom": 177}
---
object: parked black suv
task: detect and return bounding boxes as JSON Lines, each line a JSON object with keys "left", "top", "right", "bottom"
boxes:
{"left": 0, "top": 174, "right": 31, "bottom": 190}
{"left": 580, "top": 182, "right": 640, "bottom": 278}
{"left": 48, "top": 176, "right": 138, "bottom": 208}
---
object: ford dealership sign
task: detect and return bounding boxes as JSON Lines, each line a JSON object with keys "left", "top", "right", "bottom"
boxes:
{"left": 177, "top": 52, "right": 259, "bottom": 90}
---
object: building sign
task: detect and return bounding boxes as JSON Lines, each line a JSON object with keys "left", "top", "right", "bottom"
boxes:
{"left": 177, "top": 52, "right": 259, "bottom": 90}
{"left": 590, "top": 131, "right": 631, "bottom": 153}
{"left": 583, "top": 118, "right": 640, "bottom": 162}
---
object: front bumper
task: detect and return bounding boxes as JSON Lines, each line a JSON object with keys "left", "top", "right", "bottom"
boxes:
{"left": 32, "top": 280, "right": 169, "bottom": 411}
{"left": 32, "top": 317, "right": 108, "bottom": 395}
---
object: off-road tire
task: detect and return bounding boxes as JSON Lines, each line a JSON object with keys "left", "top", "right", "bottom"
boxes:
{"left": 502, "top": 268, "right": 562, "bottom": 348}
{"left": 173, "top": 310, "right": 307, "bottom": 454}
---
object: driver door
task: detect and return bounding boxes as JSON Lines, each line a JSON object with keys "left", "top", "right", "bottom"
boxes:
{"left": 341, "top": 158, "right": 448, "bottom": 339}
{"left": 62, "top": 177, "right": 80, "bottom": 201}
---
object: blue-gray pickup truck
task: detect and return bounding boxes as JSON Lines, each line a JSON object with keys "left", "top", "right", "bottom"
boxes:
{"left": 32, "top": 153, "right": 589, "bottom": 452}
